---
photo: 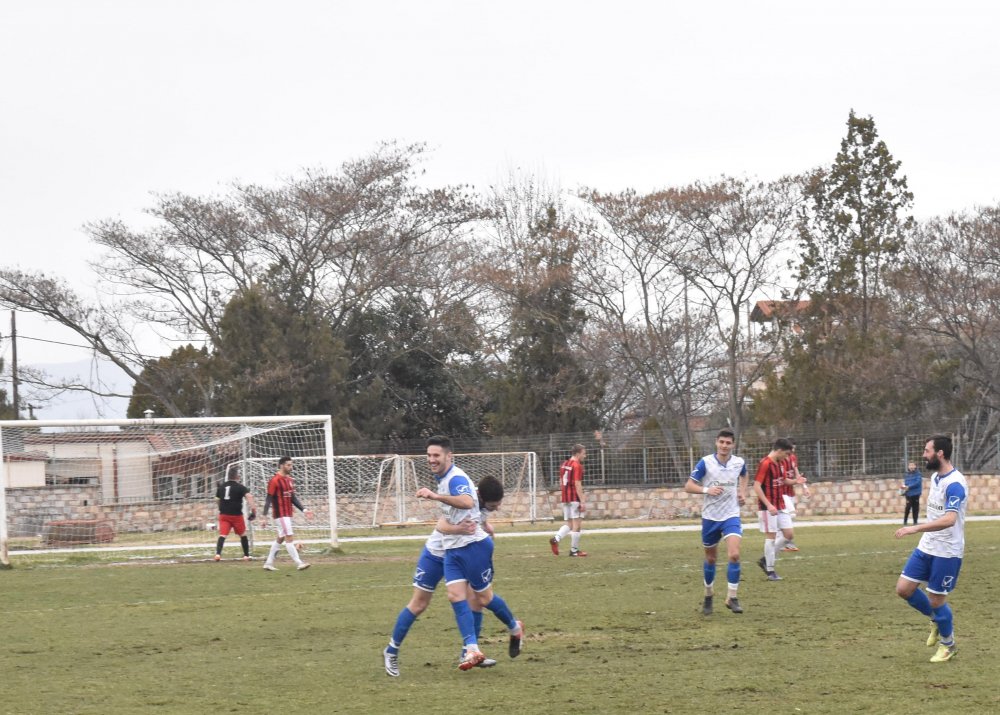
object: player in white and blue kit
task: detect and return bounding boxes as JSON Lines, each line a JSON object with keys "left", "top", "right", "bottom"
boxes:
{"left": 684, "top": 429, "right": 748, "bottom": 615}
{"left": 382, "top": 477, "right": 505, "bottom": 677}
{"left": 895, "top": 434, "right": 968, "bottom": 663}
{"left": 415, "top": 436, "right": 524, "bottom": 671}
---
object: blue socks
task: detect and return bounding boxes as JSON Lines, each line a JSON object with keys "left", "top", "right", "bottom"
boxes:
{"left": 451, "top": 600, "right": 477, "bottom": 646}
{"left": 473, "top": 609, "right": 484, "bottom": 640}
{"left": 703, "top": 562, "right": 716, "bottom": 588}
{"left": 388, "top": 607, "right": 418, "bottom": 654}
{"left": 906, "top": 589, "right": 932, "bottom": 617}
{"left": 932, "top": 603, "right": 954, "bottom": 641}
{"left": 484, "top": 593, "right": 517, "bottom": 630}
{"left": 727, "top": 561, "right": 740, "bottom": 585}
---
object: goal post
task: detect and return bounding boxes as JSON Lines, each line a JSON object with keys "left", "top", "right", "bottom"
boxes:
{"left": 0, "top": 415, "right": 336, "bottom": 560}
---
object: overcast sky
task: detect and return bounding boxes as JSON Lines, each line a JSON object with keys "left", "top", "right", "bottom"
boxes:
{"left": 1, "top": 0, "right": 998, "bottom": 417}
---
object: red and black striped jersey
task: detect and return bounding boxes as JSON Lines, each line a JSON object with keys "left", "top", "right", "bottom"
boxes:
{"left": 267, "top": 473, "right": 296, "bottom": 518}
{"left": 754, "top": 456, "right": 784, "bottom": 511}
{"left": 559, "top": 458, "right": 584, "bottom": 503}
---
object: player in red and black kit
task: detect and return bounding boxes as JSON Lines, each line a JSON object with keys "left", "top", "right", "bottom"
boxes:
{"left": 777, "top": 440, "right": 810, "bottom": 552}
{"left": 753, "top": 438, "right": 793, "bottom": 580}
{"left": 215, "top": 466, "right": 257, "bottom": 561}
{"left": 261, "top": 456, "right": 311, "bottom": 572}
{"left": 549, "top": 444, "right": 588, "bottom": 556}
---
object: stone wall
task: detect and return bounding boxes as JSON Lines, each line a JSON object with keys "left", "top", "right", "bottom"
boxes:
{"left": 536, "top": 473, "right": 1000, "bottom": 521}
{"left": 7, "top": 474, "right": 1000, "bottom": 539}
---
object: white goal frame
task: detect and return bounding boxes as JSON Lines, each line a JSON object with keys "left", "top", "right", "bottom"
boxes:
{"left": 0, "top": 415, "right": 337, "bottom": 564}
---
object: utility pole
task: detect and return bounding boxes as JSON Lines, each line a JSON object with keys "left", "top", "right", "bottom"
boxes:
{"left": 10, "top": 311, "right": 19, "bottom": 418}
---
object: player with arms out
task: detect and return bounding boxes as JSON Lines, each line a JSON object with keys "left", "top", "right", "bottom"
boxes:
{"left": 261, "top": 456, "right": 311, "bottom": 572}
{"left": 214, "top": 466, "right": 257, "bottom": 561}
{"left": 684, "top": 429, "right": 748, "bottom": 615}
{"left": 894, "top": 434, "right": 968, "bottom": 663}
{"left": 415, "top": 436, "right": 524, "bottom": 671}
{"left": 753, "top": 438, "right": 793, "bottom": 581}
{"left": 549, "top": 443, "right": 587, "bottom": 557}
{"left": 382, "top": 476, "right": 506, "bottom": 677}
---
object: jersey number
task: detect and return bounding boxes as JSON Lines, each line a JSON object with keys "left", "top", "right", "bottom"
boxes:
{"left": 223, "top": 486, "right": 231, "bottom": 500}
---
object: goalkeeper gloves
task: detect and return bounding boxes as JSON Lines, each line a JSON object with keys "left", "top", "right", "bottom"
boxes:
{"left": 248, "top": 510, "right": 257, "bottom": 521}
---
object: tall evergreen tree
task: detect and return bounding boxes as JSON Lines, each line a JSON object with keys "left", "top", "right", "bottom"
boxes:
{"left": 488, "top": 206, "right": 604, "bottom": 435}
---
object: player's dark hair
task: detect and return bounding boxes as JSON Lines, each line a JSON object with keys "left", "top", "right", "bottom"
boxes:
{"left": 426, "top": 435, "right": 453, "bottom": 452}
{"left": 773, "top": 437, "right": 794, "bottom": 451}
{"left": 478, "top": 475, "right": 504, "bottom": 504}
{"left": 786, "top": 438, "right": 797, "bottom": 449}
{"left": 228, "top": 466, "right": 240, "bottom": 480}
{"left": 278, "top": 456, "right": 292, "bottom": 467}
{"left": 929, "top": 434, "right": 952, "bottom": 460}
{"left": 717, "top": 429, "right": 735, "bottom": 440}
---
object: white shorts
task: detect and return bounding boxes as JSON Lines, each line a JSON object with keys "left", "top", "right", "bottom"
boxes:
{"left": 758, "top": 510, "right": 794, "bottom": 533}
{"left": 274, "top": 516, "right": 295, "bottom": 538}
{"left": 562, "top": 502, "right": 584, "bottom": 520}
{"left": 782, "top": 495, "right": 797, "bottom": 515}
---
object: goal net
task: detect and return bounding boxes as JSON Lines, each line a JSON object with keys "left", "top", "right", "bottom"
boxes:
{"left": 0, "top": 416, "right": 335, "bottom": 564}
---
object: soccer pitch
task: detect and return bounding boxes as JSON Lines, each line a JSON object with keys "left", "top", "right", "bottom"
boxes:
{"left": 3, "top": 522, "right": 998, "bottom": 714}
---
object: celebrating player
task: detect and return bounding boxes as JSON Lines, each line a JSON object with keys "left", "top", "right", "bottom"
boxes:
{"left": 382, "top": 476, "right": 505, "bottom": 677}
{"left": 261, "top": 456, "right": 311, "bottom": 572}
{"left": 549, "top": 443, "right": 587, "bottom": 556}
{"left": 894, "top": 435, "right": 968, "bottom": 663}
{"left": 753, "top": 438, "right": 793, "bottom": 581}
{"left": 684, "top": 429, "right": 748, "bottom": 615}
{"left": 415, "top": 436, "right": 524, "bottom": 671}
{"left": 214, "top": 466, "right": 257, "bottom": 561}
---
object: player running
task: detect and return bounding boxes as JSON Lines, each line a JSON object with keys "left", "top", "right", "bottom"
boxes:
{"left": 415, "top": 436, "right": 524, "bottom": 671}
{"left": 894, "top": 434, "right": 968, "bottom": 663}
{"left": 684, "top": 429, "right": 748, "bottom": 615}
{"left": 382, "top": 476, "right": 506, "bottom": 677}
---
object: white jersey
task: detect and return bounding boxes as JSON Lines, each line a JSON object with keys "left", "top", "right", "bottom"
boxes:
{"left": 918, "top": 468, "right": 968, "bottom": 558}
{"left": 689, "top": 453, "right": 747, "bottom": 522}
{"left": 435, "top": 464, "right": 489, "bottom": 550}
{"left": 424, "top": 529, "right": 445, "bottom": 558}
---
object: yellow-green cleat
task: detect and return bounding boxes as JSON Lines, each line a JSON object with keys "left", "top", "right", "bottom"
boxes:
{"left": 926, "top": 623, "right": 939, "bottom": 647}
{"left": 930, "top": 643, "right": 956, "bottom": 663}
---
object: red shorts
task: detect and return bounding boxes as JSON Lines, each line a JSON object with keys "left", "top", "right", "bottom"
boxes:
{"left": 218, "top": 514, "right": 247, "bottom": 536}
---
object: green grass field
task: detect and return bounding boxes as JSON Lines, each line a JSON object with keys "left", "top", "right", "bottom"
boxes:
{"left": 3, "top": 521, "right": 998, "bottom": 714}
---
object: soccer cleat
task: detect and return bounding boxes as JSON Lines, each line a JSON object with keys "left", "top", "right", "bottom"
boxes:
{"left": 725, "top": 598, "right": 744, "bottom": 614}
{"left": 458, "top": 649, "right": 486, "bottom": 671}
{"left": 757, "top": 557, "right": 767, "bottom": 574}
{"left": 549, "top": 537, "right": 560, "bottom": 556}
{"left": 927, "top": 622, "right": 940, "bottom": 647}
{"left": 782, "top": 543, "right": 800, "bottom": 552}
{"left": 766, "top": 571, "right": 782, "bottom": 581}
{"left": 569, "top": 549, "right": 588, "bottom": 557}
{"left": 476, "top": 657, "right": 498, "bottom": 668}
{"left": 297, "top": 562, "right": 311, "bottom": 571}
{"left": 213, "top": 554, "right": 221, "bottom": 561}
{"left": 702, "top": 595, "right": 713, "bottom": 615}
{"left": 383, "top": 647, "right": 400, "bottom": 677}
{"left": 930, "top": 643, "right": 957, "bottom": 663}
{"left": 263, "top": 563, "right": 277, "bottom": 571}
{"left": 242, "top": 555, "right": 252, "bottom": 561}
{"left": 509, "top": 620, "right": 524, "bottom": 658}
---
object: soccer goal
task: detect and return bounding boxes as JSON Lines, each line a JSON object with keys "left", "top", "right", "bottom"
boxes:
{"left": 375, "top": 451, "right": 540, "bottom": 526}
{"left": 0, "top": 415, "right": 336, "bottom": 564}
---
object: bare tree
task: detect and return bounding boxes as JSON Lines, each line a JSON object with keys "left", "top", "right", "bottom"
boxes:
{"left": 895, "top": 205, "right": 1000, "bottom": 467}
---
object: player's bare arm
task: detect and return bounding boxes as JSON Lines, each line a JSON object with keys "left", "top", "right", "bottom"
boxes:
{"left": 685, "top": 478, "right": 723, "bottom": 496}
{"left": 894, "top": 510, "right": 957, "bottom": 539}
{"left": 753, "top": 481, "right": 777, "bottom": 514}
{"left": 415, "top": 487, "right": 474, "bottom": 510}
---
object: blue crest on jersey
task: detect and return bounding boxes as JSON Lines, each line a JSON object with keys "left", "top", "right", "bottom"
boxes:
{"left": 948, "top": 495, "right": 961, "bottom": 508}
{"left": 455, "top": 483, "right": 472, "bottom": 495}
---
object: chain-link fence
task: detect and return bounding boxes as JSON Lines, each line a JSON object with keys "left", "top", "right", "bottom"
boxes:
{"left": 338, "top": 419, "right": 989, "bottom": 489}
